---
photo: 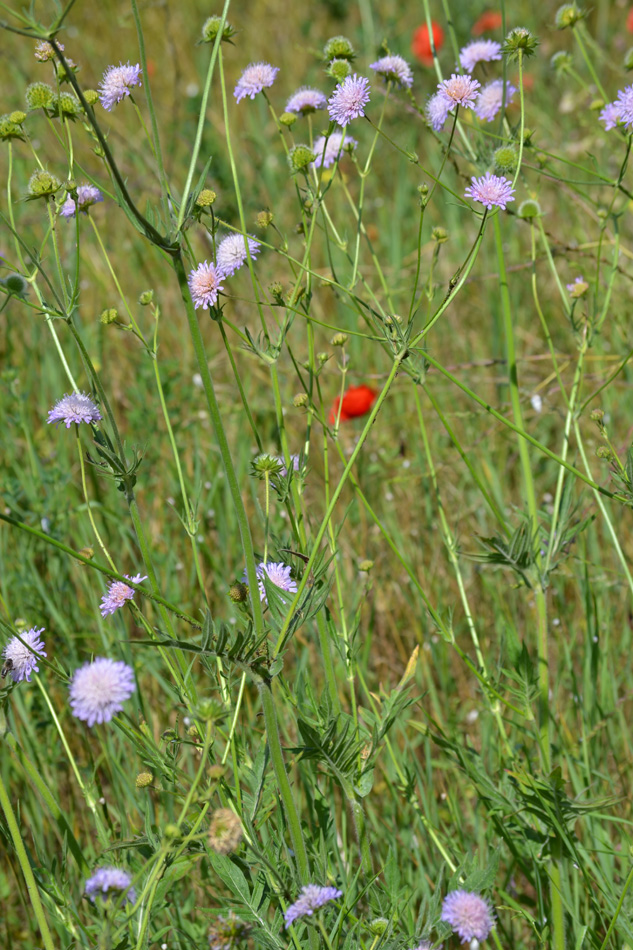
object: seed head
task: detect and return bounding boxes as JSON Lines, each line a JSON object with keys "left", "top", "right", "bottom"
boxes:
{"left": 28, "top": 169, "right": 61, "bottom": 198}
{"left": 502, "top": 27, "right": 539, "bottom": 60}
{"left": 289, "top": 143, "right": 316, "bottom": 172}
{"left": 518, "top": 198, "right": 541, "bottom": 218}
{"left": 0, "top": 113, "right": 24, "bottom": 141}
{"left": 208, "top": 808, "right": 243, "bottom": 854}
{"left": 228, "top": 582, "right": 249, "bottom": 603}
{"left": 84, "top": 89, "right": 99, "bottom": 105}
{"left": 323, "top": 35, "right": 355, "bottom": 62}
{"left": 201, "top": 15, "right": 236, "bottom": 44}
{"left": 3, "top": 273, "right": 29, "bottom": 296}
{"left": 551, "top": 51, "right": 573, "bottom": 72}
{"left": 138, "top": 289, "right": 154, "bottom": 306}
{"left": 331, "top": 332, "right": 348, "bottom": 346}
{"left": 53, "top": 91, "right": 82, "bottom": 117}
{"left": 492, "top": 144, "right": 518, "bottom": 175}
{"left": 327, "top": 58, "right": 353, "bottom": 82}
{"left": 555, "top": 3, "right": 585, "bottom": 28}
{"left": 293, "top": 392, "right": 309, "bottom": 407}
{"left": 26, "top": 81, "right": 55, "bottom": 110}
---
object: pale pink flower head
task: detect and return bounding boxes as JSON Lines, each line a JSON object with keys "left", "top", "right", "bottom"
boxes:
{"left": 188, "top": 261, "right": 225, "bottom": 309}
{"left": 243, "top": 561, "right": 297, "bottom": 604}
{"left": 474, "top": 80, "right": 516, "bottom": 122}
{"left": 85, "top": 866, "right": 136, "bottom": 904}
{"left": 285, "top": 87, "right": 327, "bottom": 115}
{"left": 600, "top": 101, "right": 621, "bottom": 131}
{"left": 234, "top": 62, "right": 279, "bottom": 102}
{"left": 69, "top": 657, "right": 136, "bottom": 726}
{"left": 216, "top": 233, "right": 260, "bottom": 277}
{"left": 614, "top": 85, "right": 633, "bottom": 128}
{"left": 426, "top": 92, "right": 452, "bottom": 131}
{"left": 2, "top": 627, "right": 46, "bottom": 683}
{"left": 328, "top": 74, "right": 371, "bottom": 126}
{"left": 437, "top": 73, "right": 481, "bottom": 109}
{"left": 47, "top": 392, "right": 102, "bottom": 428}
{"left": 35, "top": 40, "right": 63, "bottom": 62}
{"left": 369, "top": 54, "right": 414, "bottom": 88}
{"left": 440, "top": 890, "right": 495, "bottom": 944}
{"left": 459, "top": 39, "right": 502, "bottom": 73}
{"left": 99, "top": 62, "right": 142, "bottom": 111}
{"left": 59, "top": 184, "right": 104, "bottom": 218}
{"left": 465, "top": 172, "right": 515, "bottom": 210}
{"left": 100, "top": 574, "right": 147, "bottom": 617}
{"left": 312, "top": 131, "right": 357, "bottom": 169}
{"left": 284, "top": 884, "right": 343, "bottom": 928}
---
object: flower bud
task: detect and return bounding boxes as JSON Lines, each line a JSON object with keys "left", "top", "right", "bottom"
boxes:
{"left": 596, "top": 445, "right": 611, "bottom": 459}
{"left": 293, "top": 392, "right": 309, "bottom": 407}
{"left": 138, "top": 289, "right": 154, "bottom": 306}
{"left": 9, "top": 111, "right": 26, "bottom": 124}
{"left": 289, "top": 144, "right": 316, "bottom": 172}
{"left": 0, "top": 114, "right": 24, "bottom": 140}
{"left": 196, "top": 188, "right": 216, "bottom": 208}
{"left": 317, "top": 351, "right": 329, "bottom": 364}
{"left": 359, "top": 559, "right": 374, "bottom": 572}
{"left": 164, "top": 823, "right": 180, "bottom": 839}
{"left": 590, "top": 409, "right": 604, "bottom": 422}
{"left": 502, "top": 27, "right": 539, "bottom": 60}
{"left": 229, "top": 582, "right": 249, "bottom": 603}
{"left": 25, "top": 81, "right": 54, "bottom": 110}
{"left": 368, "top": 918, "right": 389, "bottom": 936}
{"left": 201, "top": 15, "right": 236, "bottom": 44}
{"left": 279, "top": 111, "right": 297, "bottom": 127}
{"left": 257, "top": 210, "right": 274, "bottom": 228}
{"left": 432, "top": 226, "right": 449, "bottom": 244}
{"left": 331, "top": 332, "right": 348, "bottom": 346}
{"left": 323, "top": 35, "right": 355, "bottom": 62}
{"left": 84, "top": 89, "right": 99, "bottom": 105}
{"left": 100, "top": 307, "right": 119, "bottom": 324}
{"left": 28, "top": 169, "right": 61, "bottom": 197}
{"left": 136, "top": 771, "right": 153, "bottom": 788}
{"left": 550, "top": 51, "right": 572, "bottom": 72}
{"left": 492, "top": 144, "right": 518, "bottom": 175}
{"left": 555, "top": 3, "right": 585, "bottom": 28}
{"left": 3, "top": 273, "right": 28, "bottom": 296}
{"left": 327, "top": 58, "right": 353, "bottom": 82}
{"left": 518, "top": 199, "right": 541, "bottom": 219}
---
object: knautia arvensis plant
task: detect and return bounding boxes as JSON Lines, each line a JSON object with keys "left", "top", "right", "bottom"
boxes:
{"left": 2, "top": 2, "right": 633, "bottom": 949}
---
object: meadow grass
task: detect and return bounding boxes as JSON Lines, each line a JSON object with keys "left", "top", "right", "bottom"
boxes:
{"left": 2, "top": 1, "right": 633, "bottom": 949}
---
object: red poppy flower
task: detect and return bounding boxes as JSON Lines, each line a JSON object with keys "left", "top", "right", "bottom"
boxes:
{"left": 329, "top": 384, "right": 377, "bottom": 424}
{"left": 628, "top": 7, "right": 633, "bottom": 32}
{"left": 411, "top": 21, "right": 444, "bottom": 67}
{"left": 472, "top": 11, "right": 503, "bottom": 35}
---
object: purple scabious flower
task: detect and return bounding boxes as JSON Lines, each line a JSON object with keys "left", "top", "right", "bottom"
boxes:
{"left": 234, "top": 62, "right": 279, "bottom": 102}
{"left": 328, "top": 74, "right": 371, "bottom": 126}
{"left": 474, "top": 80, "right": 516, "bottom": 122}
{"left": 188, "top": 261, "right": 225, "bottom": 309}
{"left": 465, "top": 172, "right": 515, "bottom": 210}
{"left": 59, "top": 184, "right": 104, "bottom": 218}
{"left": 426, "top": 92, "right": 452, "bottom": 132}
{"left": 600, "top": 102, "right": 621, "bottom": 131}
{"left": 437, "top": 73, "right": 481, "bottom": 110}
{"left": 312, "top": 131, "right": 357, "bottom": 169}
{"left": 216, "top": 233, "right": 260, "bottom": 277}
{"left": 284, "top": 884, "right": 343, "bottom": 928}
{"left": 2, "top": 627, "right": 46, "bottom": 683}
{"left": 459, "top": 39, "right": 502, "bottom": 73}
{"left": 47, "top": 392, "right": 102, "bottom": 428}
{"left": 440, "top": 890, "right": 495, "bottom": 944}
{"left": 614, "top": 85, "right": 633, "bottom": 129}
{"left": 243, "top": 562, "right": 298, "bottom": 604}
{"left": 100, "top": 574, "right": 147, "bottom": 617}
{"left": 85, "top": 866, "right": 136, "bottom": 904}
{"left": 69, "top": 657, "right": 136, "bottom": 726}
{"left": 278, "top": 453, "right": 300, "bottom": 477}
{"left": 98, "top": 62, "right": 142, "bottom": 111}
{"left": 285, "top": 87, "right": 327, "bottom": 115}
{"left": 369, "top": 54, "right": 414, "bottom": 88}
{"left": 567, "top": 275, "right": 589, "bottom": 298}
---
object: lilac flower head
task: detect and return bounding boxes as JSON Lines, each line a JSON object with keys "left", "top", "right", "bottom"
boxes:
{"left": 100, "top": 573, "right": 147, "bottom": 617}
{"left": 285, "top": 87, "right": 327, "bottom": 115}
{"left": 85, "top": 866, "right": 136, "bottom": 904}
{"left": 234, "top": 62, "right": 279, "bottom": 102}
{"left": 612, "top": 86, "right": 633, "bottom": 129}
{"left": 465, "top": 172, "right": 515, "bottom": 210}
{"left": 98, "top": 62, "right": 142, "bottom": 111}
{"left": 284, "top": 884, "right": 343, "bottom": 928}
{"left": 69, "top": 657, "right": 135, "bottom": 726}
{"left": 2, "top": 627, "right": 46, "bottom": 683}
{"left": 328, "top": 74, "right": 371, "bottom": 126}
{"left": 47, "top": 392, "right": 102, "bottom": 428}
{"left": 437, "top": 73, "right": 481, "bottom": 110}
{"left": 440, "top": 890, "right": 495, "bottom": 944}
{"left": 312, "top": 131, "right": 357, "bottom": 169}
{"left": 474, "top": 80, "right": 516, "bottom": 122}
{"left": 426, "top": 92, "right": 452, "bottom": 132}
{"left": 59, "top": 184, "right": 104, "bottom": 219}
{"left": 566, "top": 275, "right": 589, "bottom": 298}
{"left": 459, "top": 40, "right": 502, "bottom": 73}
{"left": 369, "top": 55, "right": 414, "bottom": 88}
{"left": 216, "top": 233, "right": 261, "bottom": 277}
{"left": 278, "top": 453, "right": 300, "bottom": 477}
{"left": 242, "top": 561, "right": 298, "bottom": 604}
{"left": 600, "top": 101, "right": 621, "bottom": 131}
{"left": 188, "top": 261, "right": 225, "bottom": 309}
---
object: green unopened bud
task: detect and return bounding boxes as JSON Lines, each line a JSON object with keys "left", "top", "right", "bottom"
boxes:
{"left": 84, "top": 89, "right": 99, "bottom": 106}
{"left": 493, "top": 144, "right": 518, "bottom": 175}
{"left": 384, "top": 314, "right": 403, "bottom": 325}
{"left": 522, "top": 127, "right": 535, "bottom": 146}
{"left": 195, "top": 698, "right": 224, "bottom": 722}
{"left": 257, "top": 210, "right": 274, "bottom": 228}
{"left": 3, "top": 273, "right": 29, "bottom": 296}
{"left": 432, "top": 226, "right": 449, "bottom": 244}
{"left": 359, "top": 559, "right": 374, "bottom": 572}
{"left": 138, "top": 289, "right": 154, "bottom": 306}
{"left": 590, "top": 409, "right": 605, "bottom": 422}
{"left": 323, "top": 35, "right": 355, "bottom": 62}
{"left": 596, "top": 445, "right": 611, "bottom": 459}
{"left": 201, "top": 15, "right": 236, "bottom": 44}
{"left": 550, "top": 51, "right": 572, "bottom": 73}
{"left": 136, "top": 771, "right": 153, "bottom": 788}
{"left": 0, "top": 114, "right": 24, "bottom": 140}
{"left": 317, "top": 351, "right": 329, "bottom": 364}
{"left": 331, "top": 332, "right": 348, "bottom": 346}
{"left": 293, "top": 392, "right": 309, "bottom": 407}
{"left": 229, "top": 582, "right": 249, "bottom": 603}
{"left": 164, "top": 823, "right": 180, "bottom": 839}
{"left": 518, "top": 198, "right": 541, "bottom": 219}
{"left": 9, "top": 111, "right": 26, "bottom": 125}
{"left": 555, "top": 3, "right": 585, "bottom": 28}
{"left": 28, "top": 169, "right": 61, "bottom": 197}
{"left": 502, "top": 27, "right": 540, "bottom": 60}
{"left": 196, "top": 188, "right": 216, "bottom": 208}
{"left": 25, "top": 81, "right": 54, "bottom": 111}
{"left": 327, "top": 58, "right": 353, "bottom": 82}
{"left": 368, "top": 918, "right": 388, "bottom": 936}
{"left": 100, "top": 307, "right": 119, "bottom": 324}
{"left": 289, "top": 144, "right": 316, "bottom": 172}
{"left": 279, "top": 111, "right": 297, "bottom": 127}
